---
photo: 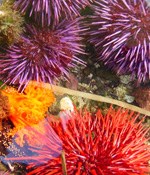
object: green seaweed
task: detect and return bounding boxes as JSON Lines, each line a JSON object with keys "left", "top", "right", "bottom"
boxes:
{"left": 0, "top": 0, "right": 23, "bottom": 46}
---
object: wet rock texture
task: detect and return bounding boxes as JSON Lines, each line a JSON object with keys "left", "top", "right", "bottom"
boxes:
{"left": 134, "top": 87, "right": 150, "bottom": 111}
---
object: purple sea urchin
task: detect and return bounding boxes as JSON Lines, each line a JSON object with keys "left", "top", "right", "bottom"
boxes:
{"left": 0, "top": 19, "right": 85, "bottom": 89}
{"left": 14, "top": 0, "right": 92, "bottom": 26}
{"left": 90, "top": 0, "right": 150, "bottom": 82}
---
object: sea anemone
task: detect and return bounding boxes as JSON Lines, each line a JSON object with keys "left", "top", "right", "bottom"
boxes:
{"left": 0, "top": 19, "right": 85, "bottom": 89}
{"left": 0, "top": 0, "right": 23, "bottom": 45}
{"left": 1, "top": 81, "right": 55, "bottom": 129}
{"left": 14, "top": 0, "right": 92, "bottom": 26}
{"left": 5, "top": 107, "right": 150, "bottom": 174}
{"left": 90, "top": 0, "right": 150, "bottom": 83}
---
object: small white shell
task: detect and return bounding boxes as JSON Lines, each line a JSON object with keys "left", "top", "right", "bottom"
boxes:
{"left": 60, "top": 97, "right": 74, "bottom": 112}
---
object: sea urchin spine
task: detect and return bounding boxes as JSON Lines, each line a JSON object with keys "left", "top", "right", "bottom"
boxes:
{"left": 14, "top": 0, "right": 93, "bottom": 26}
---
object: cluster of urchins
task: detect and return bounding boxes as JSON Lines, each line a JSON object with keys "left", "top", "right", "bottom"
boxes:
{"left": 1, "top": 81, "right": 149, "bottom": 175}
{"left": 0, "top": 0, "right": 149, "bottom": 175}
{"left": 1, "top": 0, "right": 150, "bottom": 90}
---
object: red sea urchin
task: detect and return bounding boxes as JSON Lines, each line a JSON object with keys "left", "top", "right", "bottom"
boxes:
{"left": 14, "top": 0, "right": 93, "bottom": 26}
{"left": 6, "top": 107, "right": 150, "bottom": 175}
{"left": 0, "top": 18, "right": 86, "bottom": 89}
{"left": 90, "top": 0, "right": 150, "bottom": 83}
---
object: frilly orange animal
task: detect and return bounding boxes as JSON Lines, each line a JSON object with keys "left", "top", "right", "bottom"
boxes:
{"left": 1, "top": 81, "right": 55, "bottom": 128}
